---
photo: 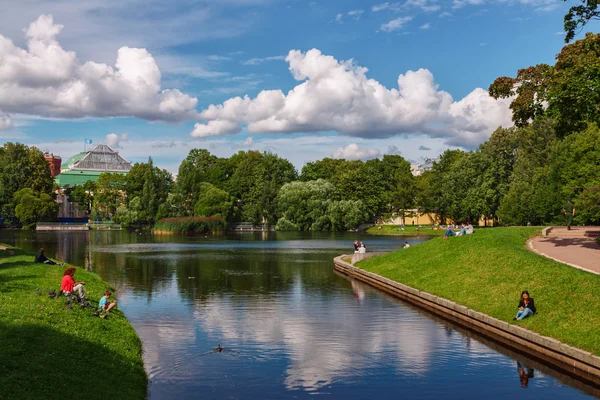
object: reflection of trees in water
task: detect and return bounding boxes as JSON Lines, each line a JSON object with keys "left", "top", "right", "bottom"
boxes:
{"left": 174, "top": 249, "right": 348, "bottom": 302}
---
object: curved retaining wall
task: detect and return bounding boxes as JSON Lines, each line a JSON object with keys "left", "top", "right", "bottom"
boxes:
{"left": 333, "top": 255, "right": 600, "bottom": 386}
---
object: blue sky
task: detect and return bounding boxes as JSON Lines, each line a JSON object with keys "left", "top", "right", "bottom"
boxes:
{"left": 0, "top": 0, "right": 594, "bottom": 173}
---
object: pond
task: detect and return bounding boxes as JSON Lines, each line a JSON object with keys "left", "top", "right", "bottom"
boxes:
{"left": 1, "top": 230, "right": 598, "bottom": 399}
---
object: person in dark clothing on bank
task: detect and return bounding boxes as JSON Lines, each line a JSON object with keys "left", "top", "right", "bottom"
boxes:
{"left": 34, "top": 248, "right": 58, "bottom": 265}
{"left": 513, "top": 290, "right": 536, "bottom": 321}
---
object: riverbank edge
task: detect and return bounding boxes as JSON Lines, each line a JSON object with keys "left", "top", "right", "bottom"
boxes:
{"left": 0, "top": 243, "right": 148, "bottom": 399}
{"left": 333, "top": 255, "right": 600, "bottom": 385}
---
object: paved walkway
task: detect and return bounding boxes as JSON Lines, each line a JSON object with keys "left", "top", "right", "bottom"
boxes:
{"left": 530, "top": 228, "right": 600, "bottom": 274}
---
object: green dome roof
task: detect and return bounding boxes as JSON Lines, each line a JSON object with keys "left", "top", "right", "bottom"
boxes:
{"left": 61, "top": 152, "right": 86, "bottom": 170}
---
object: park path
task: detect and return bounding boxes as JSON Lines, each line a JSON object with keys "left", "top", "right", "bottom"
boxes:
{"left": 529, "top": 227, "right": 600, "bottom": 275}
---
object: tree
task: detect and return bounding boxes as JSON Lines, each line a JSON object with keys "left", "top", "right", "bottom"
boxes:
{"left": 489, "top": 33, "right": 600, "bottom": 138}
{"left": 194, "top": 182, "right": 233, "bottom": 221}
{"left": 299, "top": 158, "right": 348, "bottom": 181}
{"left": 276, "top": 180, "right": 335, "bottom": 231}
{"left": 114, "top": 197, "right": 141, "bottom": 229}
{"left": 64, "top": 180, "right": 96, "bottom": 214}
{"left": 498, "top": 118, "right": 560, "bottom": 225}
{"left": 126, "top": 158, "right": 173, "bottom": 224}
{"left": 175, "top": 149, "right": 226, "bottom": 213}
{"left": 0, "top": 143, "right": 54, "bottom": 220}
{"left": 93, "top": 173, "right": 127, "bottom": 219}
{"left": 13, "top": 188, "right": 58, "bottom": 228}
{"left": 563, "top": 0, "right": 600, "bottom": 42}
{"left": 549, "top": 123, "right": 600, "bottom": 225}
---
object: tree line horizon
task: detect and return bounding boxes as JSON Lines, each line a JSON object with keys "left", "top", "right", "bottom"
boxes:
{"left": 0, "top": 30, "right": 599, "bottom": 230}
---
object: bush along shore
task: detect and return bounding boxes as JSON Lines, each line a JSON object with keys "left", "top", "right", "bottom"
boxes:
{"left": 357, "top": 227, "right": 600, "bottom": 357}
{"left": 153, "top": 216, "right": 226, "bottom": 234}
{"left": 0, "top": 245, "right": 147, "bottom": 400}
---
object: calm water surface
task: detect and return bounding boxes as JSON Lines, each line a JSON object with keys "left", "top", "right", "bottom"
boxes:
{"left": 1, "top": 230, "right": 598, "bottom": 399}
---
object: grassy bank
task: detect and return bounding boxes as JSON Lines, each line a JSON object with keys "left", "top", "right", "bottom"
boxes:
{"left": 365, "top": 225, "right": 445, "bottom": 236}
{"left": 358, "top": 227, "right": 600, "bottom": 356}
{"left": 0, "top": 245, "right": 147, "bottom": 400}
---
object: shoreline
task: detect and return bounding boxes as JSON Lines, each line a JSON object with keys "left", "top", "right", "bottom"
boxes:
{"left": 0, "top": 244, "right": 147, "bottom": 399}
{"left": 333, "top": 255, "right": 600, "bottom": 386}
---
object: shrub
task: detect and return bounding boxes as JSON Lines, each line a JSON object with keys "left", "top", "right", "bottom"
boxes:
{"left": 153, "top": 216, "right": 225, "bottom": 234}
{"left": 275, "top": 217, "right": 300, "bottom": 231}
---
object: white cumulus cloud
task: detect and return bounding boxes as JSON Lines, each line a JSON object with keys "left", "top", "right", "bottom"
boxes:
{"left": 332, "top": 143, "right": 381, "bottom": 160}
{"left": 0, "top": 112, "right": 12, "bottom": 130}
{"left": 0, "top": 15, "right": 198, "bottom": 124}
{"left": 372, "top": 2, "right": 391, "bottom": 12}
{"left": 420, "top": 23, "right": 432, "bottom": 29}
{"left": 193, "top": 49, "right": 512, "bottom": 147}
{"left": 191, "top": 120, "right": 242, "bottom": 138}
{"left": 105, "top": 133, "right": 129, "bottom": 149}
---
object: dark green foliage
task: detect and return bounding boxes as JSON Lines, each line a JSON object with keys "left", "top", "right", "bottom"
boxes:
{"left": 13, "top": 188, "right": 58, "bottom": 228}
{"left": 193, "top": 182, "right": 233, "bottom": 221}
{"left": 0, "top": 143, "right": 54, "bottom": 221}
{"left": 563, "top": 0, "right": 600, "bottom": 42}
{"left": 154, "top": 217, "right": 226, "bottom": 234}
{"left": 125, "top": 158, "right": 173, "bottom": 224}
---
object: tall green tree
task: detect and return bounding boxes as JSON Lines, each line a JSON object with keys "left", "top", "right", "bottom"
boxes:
{"left": 93, "top": 173, "right": 127, "bottom": 219}
{"left": 563, "top": 0, "right": 600, "bottom": 42}
{"left": 126, "top": 158, "right": 173, "bottom": 223}
{"left": 489, "top": 33, "right": 600, "bottom": 138}
{"left": 0, "top": 142, "right": 54, "bottom": 220}
{"left": 13, "top": 188, "right": 58, "bottom": 228}
{"left": 194, "top": 182, "right": 233, "bottom": 221}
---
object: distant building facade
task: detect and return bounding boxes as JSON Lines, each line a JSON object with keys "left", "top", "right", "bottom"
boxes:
{"left": 55, "top": 144, "right": 133, "bottom": 219}
{"left": 44, "top": 152, "right": 62, "bottom": 178}
{"left": 410, "top": 158, "right": 436, "bottom": 176}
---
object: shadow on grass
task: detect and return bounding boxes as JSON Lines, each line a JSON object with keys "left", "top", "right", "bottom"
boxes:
{"left": 0, "top": 321, "right": 147, "bottom": 400}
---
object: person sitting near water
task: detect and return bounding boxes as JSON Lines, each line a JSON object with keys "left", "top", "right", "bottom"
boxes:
{"left": 60, "top": 267, "right": 85, "bottom": 298}
{"left": 358, "top": 242, "right": 367, "bottom": 253}
{"left": 513, "top": 290, "right": 536, "bottom": 321}
{"left": 403, "top": 241, "right": 410, "bottom": 249}
{"left": 353, "top": 240, "right": 359, "bottom": 254}
{"left": 34, "top": 248, "right": 61, "bottom": 265}
{"left": 99, "top": 291, "right": 118, "bottom": 319}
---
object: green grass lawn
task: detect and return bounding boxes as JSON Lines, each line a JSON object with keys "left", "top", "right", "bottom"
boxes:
{"left": 366, "top": 224, "right": 446, "bottom": 236}
{"left": 0, "top": 245, "right": 147, "bottom": 400}
{"left": 357, "top": 227, "right": 600, "bottom": 356}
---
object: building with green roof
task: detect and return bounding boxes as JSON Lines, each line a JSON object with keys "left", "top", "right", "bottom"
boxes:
{"left": 55, "top": 144, "right": 133, "bottom": 219}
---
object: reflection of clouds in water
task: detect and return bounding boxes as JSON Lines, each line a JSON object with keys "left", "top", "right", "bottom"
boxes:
{"left": 192, "top": 288, "right": 442, "bottom": 391}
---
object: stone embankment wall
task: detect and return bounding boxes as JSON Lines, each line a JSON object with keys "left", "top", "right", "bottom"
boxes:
{"left": 333, "top": 255, "right": 600, "bottom": 386}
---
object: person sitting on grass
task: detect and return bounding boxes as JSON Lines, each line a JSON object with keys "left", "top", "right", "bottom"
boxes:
{"left": 34, "top": 248, "right": 62, "bottom": 265}
{"left": 465, "top": 223, "right": 474, "bottom": 234}
{"left": 60, "top": 267, "right": 85, "bottom": 298}
{"left": 443, "top": 227, "right": 457, "bottom": 238}
{"left": 99, "top": 291, "right": 118, "bottom": 319}
{"left": 513, "top": 290, "right": 536, "bottom": 321}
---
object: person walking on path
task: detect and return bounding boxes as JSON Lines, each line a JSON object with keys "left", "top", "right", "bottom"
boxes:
{"left": 563, "top": 199, "right": 575, "bottom": 230}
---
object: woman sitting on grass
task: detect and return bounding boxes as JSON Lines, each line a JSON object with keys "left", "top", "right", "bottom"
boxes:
{"left": 513, "top": 290, "right": 536, "bottom": 321}
{"left": 60, "top": 267, "right": 85, "bottom": 298}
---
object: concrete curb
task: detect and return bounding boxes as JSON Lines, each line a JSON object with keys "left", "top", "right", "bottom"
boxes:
{"left": 527, "top": 238, "right": 599, "bottom": 276}
{"left": 333, "top": 255, "right": 600, "bottom": 385}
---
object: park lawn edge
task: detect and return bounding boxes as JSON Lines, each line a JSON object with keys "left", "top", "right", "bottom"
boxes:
{"left": 356, "top": 227, "right": 600, "bottom": 357}
{"left": 0, "top": 244, "right": 147, "bottom": 400}
{"left": 365, "top": 224, "right": 445, "bottom": 236}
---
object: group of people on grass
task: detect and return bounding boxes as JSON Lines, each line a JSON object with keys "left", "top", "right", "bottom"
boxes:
{"left": 443, "top": 223, "right": 474, "bottom": 239}
{"left": 353, "top": 240, "right": 367, "bottom": 253}
{"left": 35, "top": 248, "right": 117, "bottom": 318}
{"left": 60, "top": 266, "right": 117, "bottom": 318}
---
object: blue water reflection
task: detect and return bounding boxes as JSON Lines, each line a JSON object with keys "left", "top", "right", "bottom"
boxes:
{"left": 0, "top": 230, "right": 597, "bottom": 399}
